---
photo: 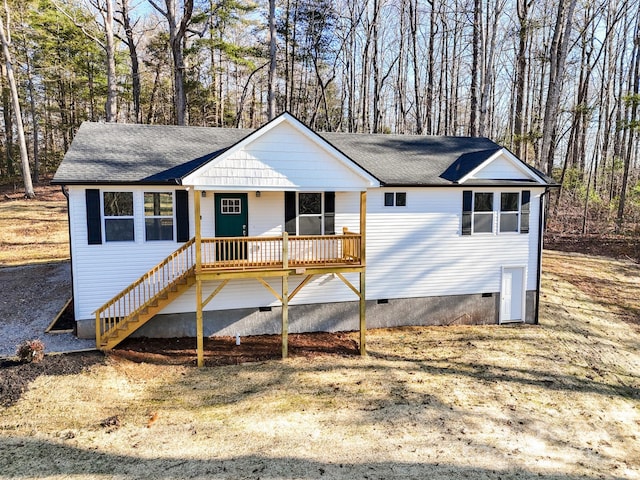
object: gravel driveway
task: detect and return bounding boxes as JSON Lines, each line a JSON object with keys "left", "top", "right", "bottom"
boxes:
{"left": 0, "top": 262, "right": 95, "bottom": 358}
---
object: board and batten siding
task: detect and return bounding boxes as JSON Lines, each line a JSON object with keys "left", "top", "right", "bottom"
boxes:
{"left": 365, "top": 186, "right": 543, "bottom": 300}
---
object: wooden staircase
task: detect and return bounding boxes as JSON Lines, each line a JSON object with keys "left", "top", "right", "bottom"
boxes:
{"left": 95, "top": 239, "right": 196, "bottom": 350}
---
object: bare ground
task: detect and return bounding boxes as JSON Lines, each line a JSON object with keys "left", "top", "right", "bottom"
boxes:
{"left": 1, "top": 251, "right": 639, "bottom": 479}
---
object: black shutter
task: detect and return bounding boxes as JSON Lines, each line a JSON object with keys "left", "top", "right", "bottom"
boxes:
{"left": 86, "top": 189, "right": 102, "bottom": 245}
{"left": 175, "top": 190, "right": 190, "bottom": 242}
{"left": 520, "top": 190, "right": 530, "bottom": 234}
{"left": 462, "top": 190, "right": 472, "bottom": 236}
{"left": 284, "top": 191, "right": 296, "bottom": 235}
{"left": 324, "top": 191, "right": 335, "bottom": 235}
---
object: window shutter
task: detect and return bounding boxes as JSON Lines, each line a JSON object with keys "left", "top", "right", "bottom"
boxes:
{"left": 86, "top": 189, "right": 102, "bottom": 245}
{"left": 324, "top": 191, "right": 335, "bottom": 235}
{"left": 175, "top": 190, "right": 190, "bottom": 242}
{"left": 284, "top": 191, "right": 296, "bottom": 235}
{"left": 520, "top": 190, "right": 531, "bottom": 234}
{"left": 462, "top": 190, "right": 472, "bottom": 236}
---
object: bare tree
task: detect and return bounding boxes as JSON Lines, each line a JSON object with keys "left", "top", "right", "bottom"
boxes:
{"left": 0, "top": 0, "right": 34, "bottom": 197}
{"left": 149, "top": 0, "right": 194, "bottom": 125}
{"left": 267, "top": 0, "right": 276, "bottom": 120}
{"left": 118, "top": 0, "right": 141, "bottom": 123}
{"left": 540, "top": 0, "right": 578, "bottom": 175}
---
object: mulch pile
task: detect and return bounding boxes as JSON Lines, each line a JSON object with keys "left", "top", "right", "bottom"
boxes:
{"left": 0, "top": 332, "right": 359, "bottom": 407}
{"left": 0, "top": 352, "right": 105, "bottom": 407}
{"left": 113, "top": 332, "right": 360, "bottom": 366}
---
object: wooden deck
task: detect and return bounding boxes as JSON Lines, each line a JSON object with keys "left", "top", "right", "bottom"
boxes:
{"left": 95, "top": 231, "right": 363, "bottom": 351}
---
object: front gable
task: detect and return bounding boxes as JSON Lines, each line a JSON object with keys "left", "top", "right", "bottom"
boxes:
{"left": 182, "top": 113, "right": 380, "bottom": 191}
{"left": 459, "top": 149, "right": 546, "bottom": 184}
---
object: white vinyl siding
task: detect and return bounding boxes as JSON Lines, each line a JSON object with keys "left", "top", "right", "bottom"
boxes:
{"left": 365, "top": 187, "right": 542, "bottom": 300}
{"left": 69, "top": 184, "right": 542, "bottom": 321}
{"left": 68, "top": 186, "right": 194, "bottom": 320}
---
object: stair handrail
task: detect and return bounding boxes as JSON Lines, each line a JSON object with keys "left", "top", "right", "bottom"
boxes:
{"left": 95, "top": 237, "right": 196, "bottom": 346}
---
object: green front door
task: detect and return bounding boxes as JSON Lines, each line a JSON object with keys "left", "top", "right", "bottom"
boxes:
{"left": 214, "top": 193, "right": 248, "bottom": 260}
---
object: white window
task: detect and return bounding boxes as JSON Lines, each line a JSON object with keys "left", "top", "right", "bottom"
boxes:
{"left": 103, "top": 192, "right": 134, "bottom": 242}
{"left": 298, "top": 192, "right": 323, "bottom": 235}
{"left": 473, "top": 192, "right": 494, "bottom": 233}
{"left": 144, "top": 192, "right": 174, "bottom": 241}
{"left": 500, "top": 192, "right": 520, "bottom": 233}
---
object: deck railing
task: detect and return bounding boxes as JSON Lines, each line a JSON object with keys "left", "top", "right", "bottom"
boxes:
{"left": 95, "top": 238, "right": 196, "bottom": 344}
{"left": 94, "top": 232, "right": 362, "bottom": 347}
{"left": 201, "top": 231, "right": 362, "bottom": 270}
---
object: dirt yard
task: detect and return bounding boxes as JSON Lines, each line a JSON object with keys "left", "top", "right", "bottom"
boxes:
{"left": 1, "top": 250, "right": 639, "bottom": 479}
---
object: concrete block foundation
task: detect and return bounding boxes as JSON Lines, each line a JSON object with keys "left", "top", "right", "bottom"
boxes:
{"left": 76, "top": 291, "right": 537, "bottom": 339}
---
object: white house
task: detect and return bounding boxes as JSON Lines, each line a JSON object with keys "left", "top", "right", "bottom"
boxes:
{"left": 52, "top": 113, "right": 556, "bottom": 365}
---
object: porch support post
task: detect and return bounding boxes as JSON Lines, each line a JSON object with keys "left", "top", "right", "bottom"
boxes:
{"left": 194, "top": 189, "right": 204, "bottom": 367}
{"left": 282, "top": 275, "right": 289, "bottom": 359}
{"left": 282, "top": 232, "right": 289, "bottom": 359}
{"left": 359, "top": 190, "right": 367, "bottom": 356}
{"left": 194, "top": 189, "right": 202, "bottom": 273}
{"left": 196, "top": 278, "right": 204, "bottom": 367}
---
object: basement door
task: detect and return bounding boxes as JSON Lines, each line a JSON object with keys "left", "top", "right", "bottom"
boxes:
{"left": 214, "top": 193, "right": 248, "bottom": 260}
{"left": 500, "top": 266, "right": 526, "bottom": 323}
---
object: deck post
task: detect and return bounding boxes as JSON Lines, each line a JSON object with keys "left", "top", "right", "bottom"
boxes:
{"left": 196, "top": 278, "right": 204, "bottom": 367}
{"left": 282, "top": 232, "right": 289, "bottom": 358}
{"left": 194, "top": 189, "right": 202, "bottom": 273}
{"left": 359, "top": 190, "right": 366, "bottom": 355}
{"left": 194, "top": 190, "right": 204, "bottom": 367}
{"left": 95, "top": 312, "right": 101, "bottom": 349}
{"left": 282, "top": 275, "right": 289, "bottom": 359}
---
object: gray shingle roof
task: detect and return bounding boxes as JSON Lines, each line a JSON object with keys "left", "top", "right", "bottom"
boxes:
{"left": 320, "top": 132, "right": 503, "bottom": 185}
{"left": 53, "top": 121, "right": 553, "bottom": 186}
{"left": 53, "top": 122, "right": 252, "bottom": 185}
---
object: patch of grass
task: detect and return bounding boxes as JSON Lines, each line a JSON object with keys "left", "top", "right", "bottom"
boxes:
{"left": 0, "top": 187, "right": 69, "bottom": 266}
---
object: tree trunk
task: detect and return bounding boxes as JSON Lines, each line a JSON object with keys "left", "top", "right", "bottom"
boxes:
{"left": 616, "top": 17, "right": 640, "bottom": 231}
{"left": 1, "top": 63, "right": 14, "bottom": 177}
{"left": 469, "top": 0, "right": 482, "bottom": 136}
{"left": 267, "top": 0, "right": 276, "bottom": 120}
{"left": 540, "top": 0, "right": 577, "bottom": 175}
{"left": 513, "top": 0, "right": 530, "bottom": 157}
{"left": 0, "top": 3, "right": 34, "bottom": 197}
{"left": 104, "top": 0, "right": 117, "bottom": 122}
{"left": 150, "top": 0, "right": 194, "bottom": 126}
{"left": 120, "top": 0, "right": 141, "bottom": 123}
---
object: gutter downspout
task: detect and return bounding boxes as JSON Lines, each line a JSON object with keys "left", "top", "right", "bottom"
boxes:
{"left": 61, "top": 185, "right": 76, "bottom": 334}
{"left": 534, "top": 189, "right": 549, "bottom": 325}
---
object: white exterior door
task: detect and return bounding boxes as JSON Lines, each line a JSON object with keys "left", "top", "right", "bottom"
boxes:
{"left": 500, "top": 266, "right": 525, "bottom": 323}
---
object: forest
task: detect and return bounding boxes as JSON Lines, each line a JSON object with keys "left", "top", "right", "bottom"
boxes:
{"left": 0, "top": 0, "right": 639, "bottom": 237}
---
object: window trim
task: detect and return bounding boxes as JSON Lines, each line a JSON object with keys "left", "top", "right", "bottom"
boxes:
{"left": 384, "top": 191, "right": 407, "bottom": 207}
{"left": 472, "top": 192, "right": 495, "bottom": 234}
{"left": 499, "top": 192, "right": 521, "bottom": 234}
{"left": 144, "top": 191, "right": 175, "bottom": 242}
{"left": 285, "top": 191, "right": 335, "bottom": 236}
{"left": 297, "top": 192, "right": 325, "bottom": 235}
{"left": 102, "top": 191, "right": 135, "bottom": 243}
{"left": 463, "top": 190, "right": 531, "bottom": 236}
